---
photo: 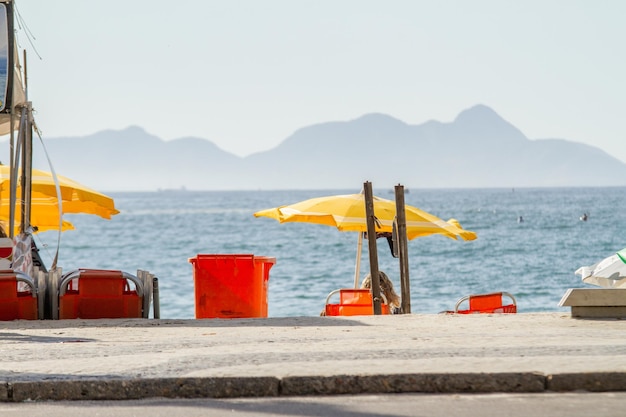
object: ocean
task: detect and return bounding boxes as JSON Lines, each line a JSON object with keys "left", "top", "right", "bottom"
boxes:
{"left": 36, "top": 187, "right": 626, "bottom": 319}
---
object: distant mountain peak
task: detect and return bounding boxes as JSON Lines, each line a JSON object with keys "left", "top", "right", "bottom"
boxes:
{"left": 454, "top": 104, "right": 501, "bottom": 123}
{"left": 353, "top": 112, "right": 407, "bottom": 126}
{"left": 95, "top": 125, "right": 148, "bottom": 136}
{"left": 85, "top": 125, "right": 163, "bottom": 144}
{"left": 452, "top": 104, "right": 527, "bottom": 141}
{"left": 120, "top": 125, "right": 147, "bottom": 134}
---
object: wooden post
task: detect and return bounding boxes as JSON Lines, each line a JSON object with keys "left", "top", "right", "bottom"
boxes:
{"left": 395, "top": 184, "right": 411, "bottom": 313}
{"left": 364, "top": 181, "right": 382, "bottom": 315}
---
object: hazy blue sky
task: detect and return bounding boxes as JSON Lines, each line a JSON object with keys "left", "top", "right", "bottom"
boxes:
{"left": 13, "top": 1, "right": 626, "bottom": 162}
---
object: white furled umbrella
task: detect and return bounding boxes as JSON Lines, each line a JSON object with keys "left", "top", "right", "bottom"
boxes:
{"left": 576, "top": 247, "right": 626, "bottom": 288}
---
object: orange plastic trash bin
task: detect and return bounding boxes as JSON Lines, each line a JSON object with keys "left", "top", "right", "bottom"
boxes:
{"left": 188, "top": 254, "right": 276, "bottom": 319}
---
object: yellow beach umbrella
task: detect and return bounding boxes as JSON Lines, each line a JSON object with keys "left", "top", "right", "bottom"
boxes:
{"left": 254, "top": 193, "right": 476, "bottom": 241}
{"left": 0, "top": 166, "right": 120, "bottom": 233}
{"left": 254, "top": 193, "right": 476, "bottom": 286}
{"left": 0, "top": 202, "right": 75, "bottom": 232}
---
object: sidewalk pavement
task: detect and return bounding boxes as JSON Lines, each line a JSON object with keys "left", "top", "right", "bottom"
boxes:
{"left": 1, "top": 312, "right": 625, "bottom": 402}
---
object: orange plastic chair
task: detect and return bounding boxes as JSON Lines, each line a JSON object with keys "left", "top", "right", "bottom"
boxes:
{"left": 0, "top": 270, "right": 38, "bottom": 320}
{"left": 324, "top": 288, "right": 390, "bottom": 316}
{"left": 56, "top": 269, "right": 145, "bottom": 319}
{"left": 454, "top": 291, "right": 517, "bottom": 314}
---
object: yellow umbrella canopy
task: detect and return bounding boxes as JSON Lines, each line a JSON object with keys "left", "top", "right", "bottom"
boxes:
{"left": 0, "top": 166, "right": 120, "bottom": 233}
{"left": 254, "top": 193, "right": 476, "bottom": 241}
{"left": 255, "top": 192, "right": 476, "bottom": 289}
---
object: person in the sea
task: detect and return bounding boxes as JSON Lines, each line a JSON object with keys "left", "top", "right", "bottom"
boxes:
{"left": 361, "top": 270, "right": 401, "bottom": 314}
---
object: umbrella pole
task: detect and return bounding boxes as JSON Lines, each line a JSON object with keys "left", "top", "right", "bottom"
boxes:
{"left": 354, "top": 232, "right": 362, "bottom": 288}
{"left": 364, "top": 181, "right": 382, "bottom": 315}
{"left": 395, "top": 184, "right": 411, "bottom": 314}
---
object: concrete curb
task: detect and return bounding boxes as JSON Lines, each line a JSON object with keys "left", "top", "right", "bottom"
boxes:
{"left": 3, "top": 372, "right": 626, "bottom": 402}
{"left": 280, "top": 373, "right": 546, "bottom": 396}
{"left": 547, "top": 372, "right": 626, "bottom": 392}
{"left": 6, "top": 377, "right": 279, "bottom": 402}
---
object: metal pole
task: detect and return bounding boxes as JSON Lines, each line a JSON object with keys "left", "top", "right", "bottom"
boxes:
{"left": 7, "top": 38, "right": 22, "bottom": 238}
{"left": 395, "top": 184, "right": 411, "bottom": 314}
{"left": 21, "top": 102, "right": 33, "bottom": 234}
{"left": 21, "top": 51, "right": 32, "bottom": 234}
{"left": 8, "top": 110, "right": 14, "bottom": 237}
{"left": 353, "top": 232, "right": 362, "bottom": 288}
{"left": 13, "top": 107, "right": 26, "bottom": 233}
{"left": 152, "top": 277, "right": 160, "bottom": 319}
{"left": 364, "top": 181, "right": 382, "bottom": 315}
{"left": 8, "top": 112, "right": 21, "bottom": 238}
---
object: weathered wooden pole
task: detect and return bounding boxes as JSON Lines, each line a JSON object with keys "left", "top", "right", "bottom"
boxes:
{"left": 395, "top": 184, "right": 411, "bottom": 313}
{"left": 363, "top": 181, "right": 382, "bottom": 315}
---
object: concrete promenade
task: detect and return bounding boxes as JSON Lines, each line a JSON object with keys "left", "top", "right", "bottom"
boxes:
{"left": 1, "top": 312, "right": 625, "bottom": 402}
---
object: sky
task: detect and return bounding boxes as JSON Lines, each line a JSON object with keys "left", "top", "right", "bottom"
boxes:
{"left": 10, "top": 0, "right": 626, "bottom": 163}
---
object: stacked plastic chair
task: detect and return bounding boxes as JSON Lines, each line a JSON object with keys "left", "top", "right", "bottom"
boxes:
{"left": 51, "top": 268, "right": 157, "bottom": 320}
{"left": 454, "top": 291, "right": 517, "bottom": 314}
{"left": 0, "top": 270, "right": 39, "bottom": 320}
{"left": 324, "top": 288, "right": 390, "bottom": 316}
{"left": 0, "top": 237, "right": 44, "bottom": 321}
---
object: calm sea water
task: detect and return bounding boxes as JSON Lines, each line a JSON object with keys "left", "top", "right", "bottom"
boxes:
{"left": 35, "top": 187, "right": 626, "bottom": 318}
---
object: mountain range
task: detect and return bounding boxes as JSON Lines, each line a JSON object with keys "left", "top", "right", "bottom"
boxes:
{"left": 3, "top": 104, "right": 625, "bottom": 192}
